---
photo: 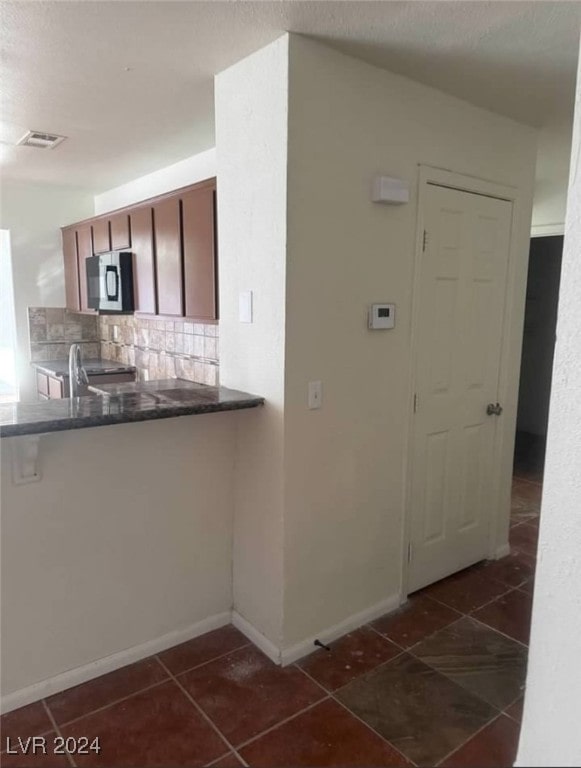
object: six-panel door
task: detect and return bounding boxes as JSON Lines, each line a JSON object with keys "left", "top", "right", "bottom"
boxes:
{"left": 408, "top": 183, "right": 512, "bottom": 593}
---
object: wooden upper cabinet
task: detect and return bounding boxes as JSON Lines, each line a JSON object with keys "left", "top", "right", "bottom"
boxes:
{"left": 182, "top": 185, "right": 217, "bottom": 321}
{"left": 110, "top": 213, "right": 131, "bottom": 250}
{"left": 62, "top": 227, "right": 80, "bottom": 311}
{"left": 153, "top": 197, "right": 182, "bottom": 316}
{"left": 130, "top": 207, "right": 156, "bottom": 314}
{"left": 92, "top": 218, "right": 111, "bottom": 254}
{"left": 76, "top": 225, "right": 95, "bottom": 312}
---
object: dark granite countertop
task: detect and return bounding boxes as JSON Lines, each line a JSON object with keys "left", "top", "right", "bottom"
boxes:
{"left": 32, "top": 359, "right": 136, "bottom": 378}
{"left": 88, "top": 378, "right": 210, "bottom": 396}
{"left": 0, "top": 380, "right": 264, "bottom": 438}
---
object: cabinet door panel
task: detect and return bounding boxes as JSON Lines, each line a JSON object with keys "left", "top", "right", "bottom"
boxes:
{"left": 48, "top": 376, "right": 64, "bottom": 399}
{"left": 182, "top": 186, "right": 217, "bottom": 320}
{"left": 92, "top": 219, "right": 110, "bottom": 253}
{"left": 77, "top": 225, "right": 95, "bottom": 313}
{"left": 110, "top": 213, "right": 131, "bottom": 250}
{"left": 62, "top": 227, "right": 80, "bottom": 311}
{"left": 153, "top": 197, "right": 182, "bottom": 316}
{"left": 37, "top": 372, "right": 49, "bottom": 397}
{"left": 130, "top": 207, "right": 156, "bottom": 314}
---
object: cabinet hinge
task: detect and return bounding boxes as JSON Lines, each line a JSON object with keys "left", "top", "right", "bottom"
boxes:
{"left": 422, "top": 229, "right": 428, "bottom": 252}
{"left": 413, "top": 393, "right": 418, "bottom": 413}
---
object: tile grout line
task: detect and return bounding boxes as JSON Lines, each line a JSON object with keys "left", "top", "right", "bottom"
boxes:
{"left": 434, "top": 710, "right": 506, "bottom": 767}
{"left": 365, "top": 622, "right": 407, "bottom": 652}
{"left": 156, "top": 655, "right": 249, "bottom": 768}
{"left": 469, "top": 614, "right": 530, "bottom": 650}
{"left": 161, "top": 639, "right": 251, "bottom": 678}
{"left": 42, "top": 640, "right": 252, "bottom": 730}
{"left": 296, "top": 664, "right": 418, "bottom": 766}
{"left": 326, "top": 688, "right": 419, "bottom": 765}
{"left": 41, "top": 699, "right": 76, "bottom": 768}
{"left": 48, "top": 679, "right": 171, "bottom": 729}
{"left": 230, "top": 695, "right": 330, "bottom": 755}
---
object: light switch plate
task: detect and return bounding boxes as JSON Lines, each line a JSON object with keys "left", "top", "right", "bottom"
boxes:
{"left": 239, "top": 291, "right": 253, "bottom": 323}
{"left": 308, "top": 381, "right": 322, "bottom": 410}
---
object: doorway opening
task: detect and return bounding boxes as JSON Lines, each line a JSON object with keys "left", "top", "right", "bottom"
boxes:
{"left": 0, "top": 229, "right": 18, "bottom": 403}
{"left": 513, "top": 235, "right": 563, "bottom": 484}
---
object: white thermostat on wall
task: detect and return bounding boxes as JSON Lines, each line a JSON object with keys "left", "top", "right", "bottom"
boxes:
{"left": 369, "top": 303, "right": 396, "bottom": 330}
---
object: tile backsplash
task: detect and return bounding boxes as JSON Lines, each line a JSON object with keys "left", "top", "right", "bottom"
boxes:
{"left": 28, "top": 308, "right": 100, "bottom": 361}
{"left": 100, "top": 316, "right": 219, "bottom": 386}
{"left": 28, "top": 308, "right": 220, "bottom": 386}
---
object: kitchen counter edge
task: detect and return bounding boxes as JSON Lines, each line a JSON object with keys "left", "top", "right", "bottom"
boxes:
{"left": 0, "top": 387, "right": 265, "bottom": 438}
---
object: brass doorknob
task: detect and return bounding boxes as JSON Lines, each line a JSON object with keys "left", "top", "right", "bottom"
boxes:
{"left": 486, "top": 402, "right": 503, "bottom": 416}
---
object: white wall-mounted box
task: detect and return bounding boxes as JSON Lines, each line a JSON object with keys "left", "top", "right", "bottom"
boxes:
{"left": 371, "top": 176, "right": 409, "bottom": 205}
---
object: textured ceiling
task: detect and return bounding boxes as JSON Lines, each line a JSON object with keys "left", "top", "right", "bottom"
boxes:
{"left": 0, "top": 1, "right": 579, "bottom": 193}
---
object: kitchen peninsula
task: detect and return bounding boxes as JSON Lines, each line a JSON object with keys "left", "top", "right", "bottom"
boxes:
{"left": 1, "top": 377, "right": 265, "bottom": 712}
{"left": 0, "top": 379, "right": 264, "bottom": 438}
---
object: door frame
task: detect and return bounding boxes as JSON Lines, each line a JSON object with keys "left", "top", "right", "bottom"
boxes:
{"left": 401, "top": 164, "right": 531, "bottom": 599}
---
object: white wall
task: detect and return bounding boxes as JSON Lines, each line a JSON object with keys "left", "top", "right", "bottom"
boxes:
{"left": 217, "top": 34, "right": 536, "bottom": 655}
{"left": 516, "top": 55, "right": 581, "bottom": 767}
{"left": 281, "top": 35, "right": 537, "bottom": 648}
{"left": 215, "top": 36, "right": 288, "bottom": 647}
{"left": 94, "top": 148, "right": 216, "bottom": 214}
{"left": 0, "top": 181, "right": 93, "bottom": 402}
{"left": 1, "top": 414, "right": 235, "bottom": 707}
{"left": 531, "top": 120, "right": 573, "bottom": 236}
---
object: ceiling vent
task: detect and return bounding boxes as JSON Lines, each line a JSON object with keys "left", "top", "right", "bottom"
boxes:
{"left": 17, "top": 130, "right": 67, "bottom": 149}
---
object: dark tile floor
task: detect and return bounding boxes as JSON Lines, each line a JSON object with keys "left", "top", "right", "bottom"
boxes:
{"left": 1, "top": 474, "right": 541, "bottom": 768}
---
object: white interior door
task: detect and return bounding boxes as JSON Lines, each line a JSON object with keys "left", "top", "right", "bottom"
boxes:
{"left": 408, "top": 183, "right": 513, "bottom": 593}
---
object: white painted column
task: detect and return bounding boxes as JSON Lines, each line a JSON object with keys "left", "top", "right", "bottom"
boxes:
{"left": 215, "top": 36, "right": 289, "bottom": 652}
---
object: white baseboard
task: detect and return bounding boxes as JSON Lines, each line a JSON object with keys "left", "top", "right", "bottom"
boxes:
{"left": 492, "top": 542, "right": 511, "bottom": 560}
{"left": 3, "top": 596, "right": 403, "bottom": 713}
{"left": 280, "top": 593, "right": 401, "bottom": 666}
{"left": 0, "top": 611, "right": 231, "bottom": 715}
{"left": 231, "top": 611, "right": 281, "bottom": 665}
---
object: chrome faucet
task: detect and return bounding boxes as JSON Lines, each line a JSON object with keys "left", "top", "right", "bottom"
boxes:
{"left": 68, "top": 343, "right": 89, "bottom": 398}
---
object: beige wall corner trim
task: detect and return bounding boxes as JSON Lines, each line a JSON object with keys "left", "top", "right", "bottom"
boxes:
{"left": 231, "top": 611, "right": 282, "bottom": 665}
{"left": 530, "top": 222, "right": 565, "bottom": 238}
{"left": 280, "top": 593, "right": 401, "bottom": 667}
{"left": 0, "top": 611, "right": 231, "bottom": 716}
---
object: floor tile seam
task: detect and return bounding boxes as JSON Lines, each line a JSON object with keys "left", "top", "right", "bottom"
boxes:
{"left": 45, "top": 678, "right": 170, "bottom": 729}
{"left": 434, "top": 709, "right": 506, "bottom": 767}
{"left": 466, "top": 583, "right": 518, "bottom": 614}
{"left": 42, "top": 699, "right": 76, "bottom": 768}
{"left": 364, "top": 622, "right": 408, "bottom": 651}
{"left": 405, "top": 615, "right": 467, "bottom": 654}
{"left": 232, "top": 695, "right": 330, "bottom": 755}
{"left": 327, "top": 644, "right": 504, "bottom": 756}
{"left": 414, "top": 577, "right": 511, "bottom": 614}
{"left": 311, "top": 669, "right": 419, "bottom": 768}
{"left": 416, "top": 593, "right": 465, "bottom": 620}
{"left": 468, "top": 615, "right": 530, "bottom": 650}
{"left": 367, "top": 611, "right": 464, "bottom": 654}
{"left": 164, "top": 640, "right": 252, "bottom": 679}
{"left": 155, "top": 655, "right": 247, "bottom": 767}
{"left": 404, "top": 643, "right": 508, "bottom": 716}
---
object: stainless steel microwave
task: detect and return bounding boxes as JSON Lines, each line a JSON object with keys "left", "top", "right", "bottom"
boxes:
{"left": 86, "top": 251, "right": 134, "bottom": 313}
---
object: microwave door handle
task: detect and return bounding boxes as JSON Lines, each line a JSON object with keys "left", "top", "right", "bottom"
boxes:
{"left": 105, "top": 266, "right": 119, "bottom": 301}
